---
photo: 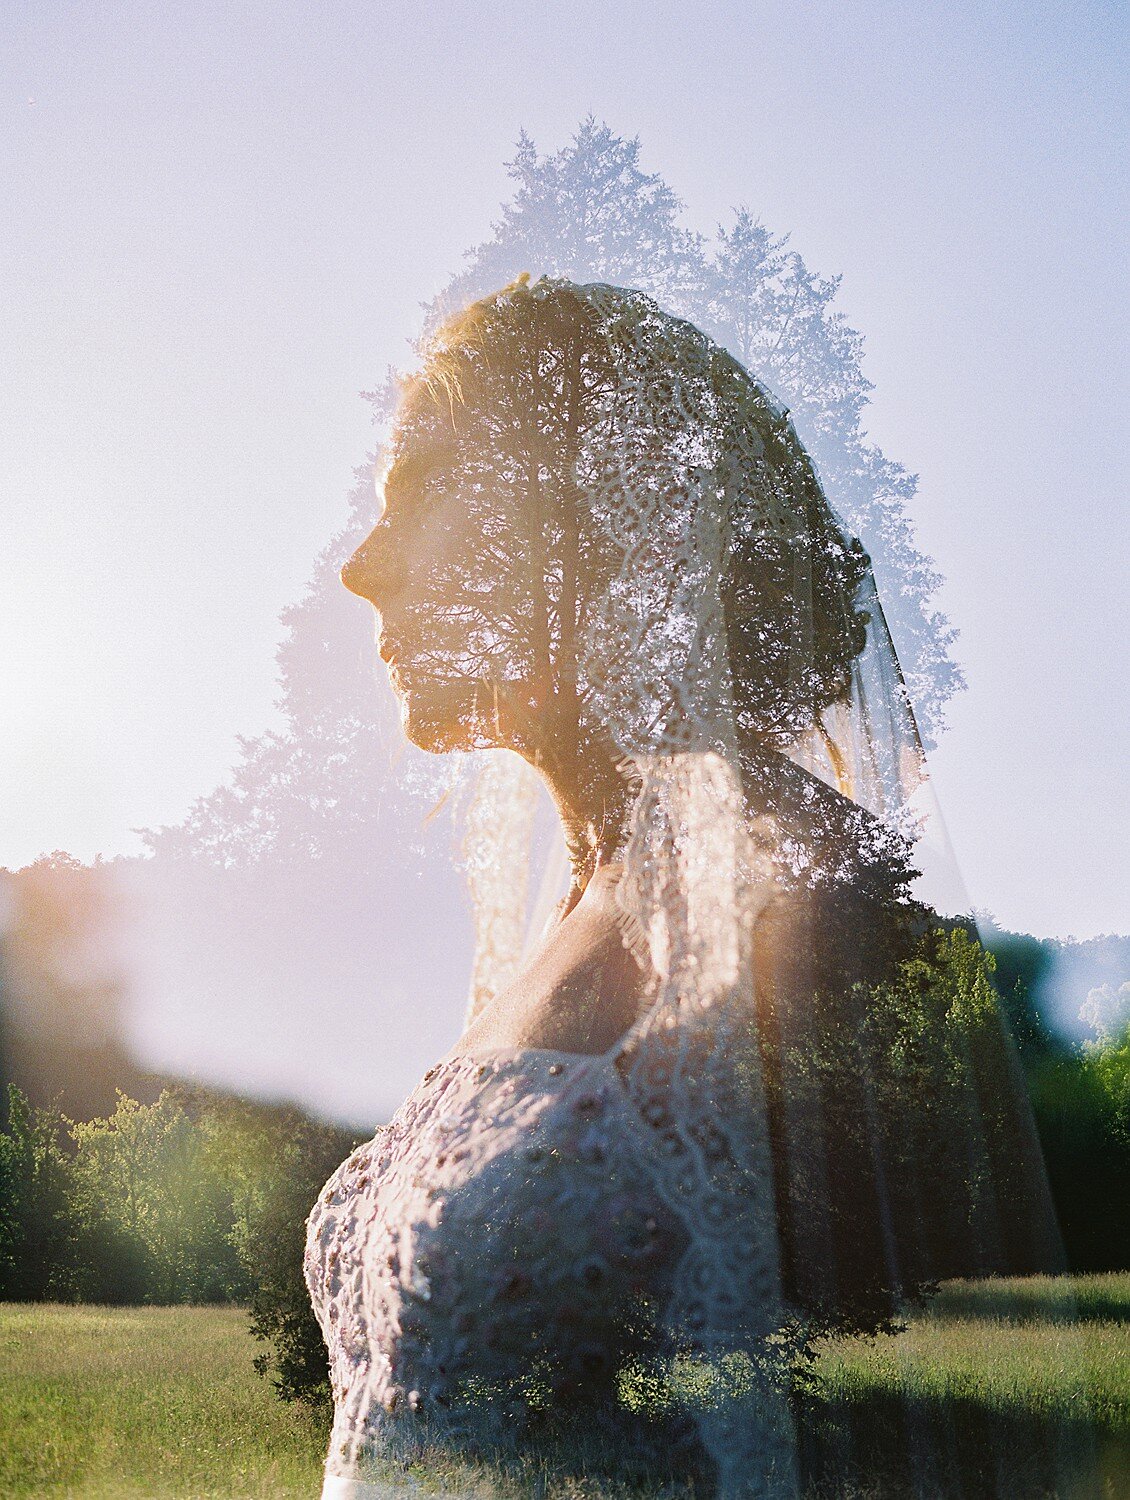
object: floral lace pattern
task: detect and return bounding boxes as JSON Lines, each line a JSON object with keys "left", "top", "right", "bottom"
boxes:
{"left": 306, "top": 1049, "right": 693, "bottom": 1483}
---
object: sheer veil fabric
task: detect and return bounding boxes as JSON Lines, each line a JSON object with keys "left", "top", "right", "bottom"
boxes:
{"left": 307, "top": 280, "right": 1061, "bottom": 1498}
{"left": 449, "top": 282, "right": 923, "bottom": 1494}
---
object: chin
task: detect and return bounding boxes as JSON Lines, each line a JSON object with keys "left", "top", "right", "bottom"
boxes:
{"left": 396, "top": 681, "right": 497, "bottom": 756}
{"left": 400, "top": 702, "right": 470, "bottom": 754}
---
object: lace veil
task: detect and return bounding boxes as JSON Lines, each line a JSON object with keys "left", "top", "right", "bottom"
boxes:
{"left": 365, "top": 278, "right": 1060, "bottom": 1494}
{"left": 455, "top": 277, "right": 925, "bottom": 999}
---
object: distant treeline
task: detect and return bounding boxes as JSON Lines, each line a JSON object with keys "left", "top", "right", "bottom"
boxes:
{"left": 0, "top": 1084, "right": 357, "bottom": 1398}
{"left": 976, "top": 920, "right": 1130, "bottom": 1272}
{"left": 1, "top": 924, "right": 1127, "bottom": 1406}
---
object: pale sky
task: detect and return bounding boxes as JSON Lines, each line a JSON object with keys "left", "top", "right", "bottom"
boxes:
{"left": 3, "top": 0, "right": 1127, "bottom": 939}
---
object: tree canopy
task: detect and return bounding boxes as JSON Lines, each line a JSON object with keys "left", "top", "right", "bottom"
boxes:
{"left": 144, "top": 118, "right": 961, "bottom": 869}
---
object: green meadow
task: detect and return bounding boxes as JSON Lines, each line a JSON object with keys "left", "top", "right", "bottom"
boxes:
{"left": 2, "top": 1276, "right": 1128, "bottom": 1499}
{"left": 0, "top": 1304, "right": 322, "bottom": 1500}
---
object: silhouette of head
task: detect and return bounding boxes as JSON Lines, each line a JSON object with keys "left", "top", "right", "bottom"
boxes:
{"left": 343, "top": 279, "right": 871, "bottom": 859}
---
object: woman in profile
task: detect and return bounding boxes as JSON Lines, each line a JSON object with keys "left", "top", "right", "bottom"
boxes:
{"left": 306, "top": 279, "right": 1053, "bottom": 1499}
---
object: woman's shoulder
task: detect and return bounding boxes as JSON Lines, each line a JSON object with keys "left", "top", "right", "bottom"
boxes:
{"left": 316, "top": 1046, "right": 628, "bottom": 1203}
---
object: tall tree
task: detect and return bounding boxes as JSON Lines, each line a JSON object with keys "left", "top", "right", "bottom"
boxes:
{"left": 146, "top": 118, "right": 959, "bottom": 868}
{"left": 702, "top": 211, "right": 960, "bottom": 730}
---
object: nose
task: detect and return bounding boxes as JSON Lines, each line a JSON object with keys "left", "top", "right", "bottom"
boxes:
{"left": 341, "top": 524, "right": 404, "bottom": 606}
{"left": 340, "top": 537, "right": 372, "bottom": 599}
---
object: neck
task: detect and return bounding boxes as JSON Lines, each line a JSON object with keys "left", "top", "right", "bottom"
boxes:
{"left": 525, "top": 740, "right": 637, "bottom": 911}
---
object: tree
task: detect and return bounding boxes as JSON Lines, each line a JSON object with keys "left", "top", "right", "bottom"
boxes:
{"left": 143, "top": 117, "right": 960, "bottom": 871}
{"left": 70, "top": 1090, "right": 245, "bottom": 1303}
{"left": 198, "top": 1097, "right": 359, "bottom": 1402}
{"left": 435, "top": 122, "right": 705, "bottom": 324}
{"left": 0, "top": 1086, "right": 82, "bottom": 1301}
{"left": 703, "top": 211, "right": 960, "bottom": 734}
{"left": 1080, "top": 981, "right": 1130, "bottom": 1043}
{"left": 429, "top": 122, "right": 960, "bottom": 743}
{"left": 762, "top": 922, "right": 1062, "bottom": 1328}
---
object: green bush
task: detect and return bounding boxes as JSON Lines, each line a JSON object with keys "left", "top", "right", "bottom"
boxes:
{"left": 196, "top": 1096, "right": 358, "bottom": 1402}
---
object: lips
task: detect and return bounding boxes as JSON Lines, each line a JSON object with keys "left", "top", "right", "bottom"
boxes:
{"left": 378, "top": 635, "right": 413, "bottom": 692}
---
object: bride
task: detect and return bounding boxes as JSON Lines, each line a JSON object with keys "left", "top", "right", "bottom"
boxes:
{"left": 305, "top": 278, "right": 1041, "bottom": 1498}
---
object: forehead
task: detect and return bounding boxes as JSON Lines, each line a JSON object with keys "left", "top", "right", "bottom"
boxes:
{"left": 383, "top": 383, "right": 460, "bottom": 497}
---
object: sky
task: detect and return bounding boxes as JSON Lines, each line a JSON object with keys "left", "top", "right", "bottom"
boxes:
{"left": 2, "top": 0, "right": 1128, "bottom": 944}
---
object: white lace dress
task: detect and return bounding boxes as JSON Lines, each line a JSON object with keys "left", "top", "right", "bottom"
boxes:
{"left": 305, "top": 1045, "right": 693, "bottom": 1496}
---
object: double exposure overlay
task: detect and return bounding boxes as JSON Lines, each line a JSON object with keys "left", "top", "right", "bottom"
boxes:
{"left": 305, "top": 281, "right": 1064, "bottom": 1498}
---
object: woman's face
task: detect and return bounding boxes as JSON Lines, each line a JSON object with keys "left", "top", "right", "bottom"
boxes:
{"left": 341, "top": 391, "right": 543, "bottom": 755}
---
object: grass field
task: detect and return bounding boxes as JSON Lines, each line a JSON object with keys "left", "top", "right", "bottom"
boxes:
{"left": 1, "top": 1276, "right": 1127, "bottom": 1499}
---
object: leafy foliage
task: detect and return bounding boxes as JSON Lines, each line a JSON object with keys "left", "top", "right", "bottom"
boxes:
{"left": 972, "top": 919, "right": 1130, "bottom": 1271}
{"left": 0, "top": 1084, "right": 357, "bottom": 1402}
{"left": 1027, "top": 1029, "right": 1130, "bottom": 1271}
{"left": 203, "top": 1097, "right": 359, "bottom": 1402}
{"left": 0, "top": 1087, "right": 85, "bottom": 1301}
{"left": 71, "top": 1090, "right": 246, "bottom": 1304}
{"left": 758, "top": 888, "right": 1065, "bottom": 1338}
